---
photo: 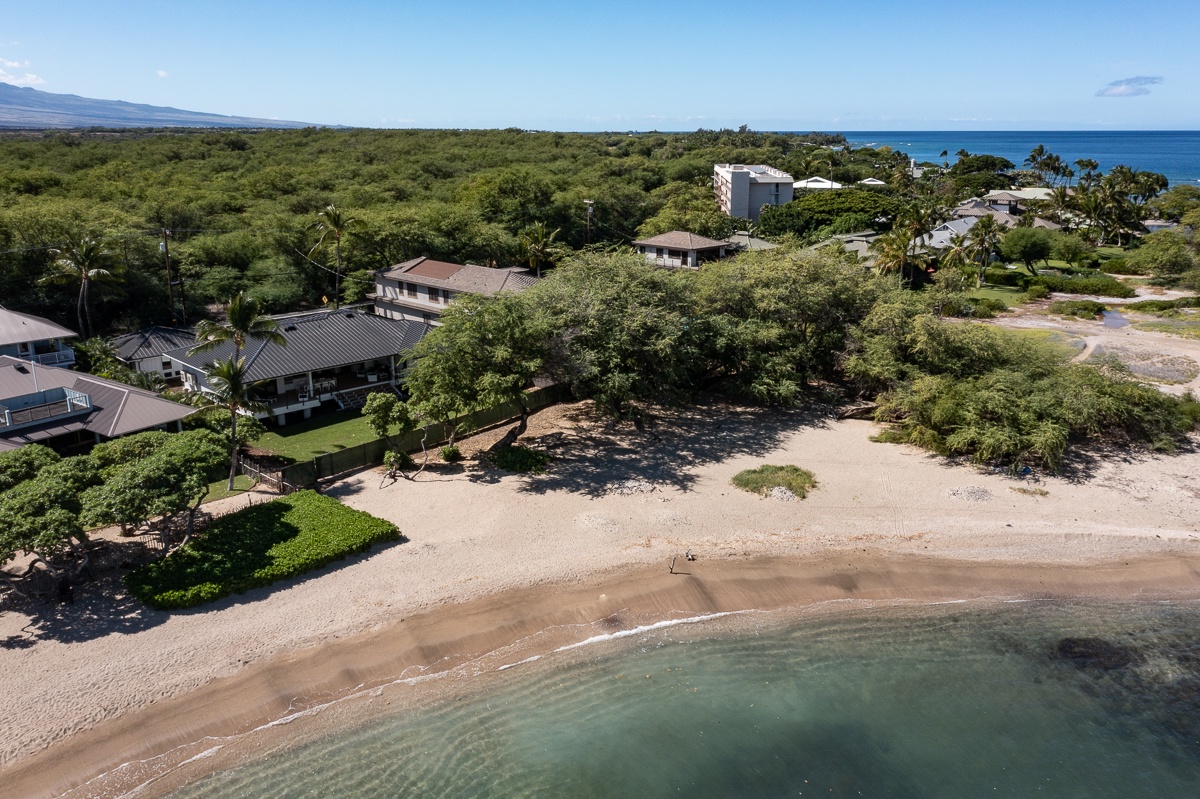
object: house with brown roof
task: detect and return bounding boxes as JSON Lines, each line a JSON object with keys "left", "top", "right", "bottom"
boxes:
{"left": 0, "top": 355, "right": 195, "bottom": 452}
{"left": 633, "top": 231, "right": 729, "bottom": 269}
{"left": 0, "top": 306, "right": 77, "bottom": 367}
{"left": 374, "top": 257, "right": 538, "bottom": 324}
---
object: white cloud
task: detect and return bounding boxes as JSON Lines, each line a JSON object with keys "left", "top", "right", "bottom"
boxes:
{"left": 157, "top": 69, "right": 169, "bottom": 78}
{"left": 1096, "top": 76, "right": 1163, "bottom": 97}
{"left": 0, "top": 54, "right": 44, "bottom": 86}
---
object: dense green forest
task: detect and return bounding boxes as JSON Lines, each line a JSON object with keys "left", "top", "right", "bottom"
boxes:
{"left": 0, "top": 127, "right": 899, "bottom": 334}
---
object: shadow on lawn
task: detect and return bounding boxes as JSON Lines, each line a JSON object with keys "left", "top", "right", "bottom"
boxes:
{"left": 467, "top": 399, "right": 833, "bottom": 498}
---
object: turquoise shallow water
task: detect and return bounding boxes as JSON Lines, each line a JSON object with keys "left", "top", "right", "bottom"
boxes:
{"left": 166, "top": 601, "right": 1200, "bottom": 798}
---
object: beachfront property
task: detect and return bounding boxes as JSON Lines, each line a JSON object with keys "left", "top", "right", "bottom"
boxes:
{"left": 166, "top": 308, "right": 426, "bottom": 423}
{"left": 113, "top": 326, "right": 197, "bottom": 380}
{"left": 0, "top": 354, "right": 195, "bottom": 452}
{"left": 980, "top": 187, "right": 1056, "bottom": 215}
{"left": 713, "top": 164, "right": 794, "bottom": 222}
{"left": 0, "top": 306, "right": 78, "bottom": 367}
{"left": 373, "top": 257, "right": 539, "bottom": 325}
{"left": 633, "top": 231, "right": 729, "bottom": 269}
{"left": 793, "top": 176, "right": 843, "bottom": 191}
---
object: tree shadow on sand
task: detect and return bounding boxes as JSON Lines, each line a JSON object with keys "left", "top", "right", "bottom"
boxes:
{"left": 467, "top": 399, "right": 833, "bottom": 498}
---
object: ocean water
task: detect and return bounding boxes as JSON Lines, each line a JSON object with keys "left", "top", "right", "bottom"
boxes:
{"left": 163, "top": 601, "right": 1200, "bottom": 799}
{"left": 838, "top": 131, "right": 1200, "bottom": 185}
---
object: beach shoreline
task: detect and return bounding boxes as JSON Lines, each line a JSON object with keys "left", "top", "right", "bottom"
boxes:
{"left": 3, "top": 404, "right": 1199, "bottom": 798}
{"left": 12, "top": 550, "right": 1200, "bottom": 799}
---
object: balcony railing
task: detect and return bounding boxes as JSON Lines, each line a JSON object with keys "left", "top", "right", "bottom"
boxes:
{"left": 0, "top": 387, "right": 91, "bottom": 429}
{"left": 27, "top": 349, "right": 76, "bottom": 366}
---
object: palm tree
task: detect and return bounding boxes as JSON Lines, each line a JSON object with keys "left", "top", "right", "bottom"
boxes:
{"left": 967, "top": 215, "right": 1002, "bottom": 287}
{"left": 309, "top": 205, "right": 362, "bottom": 309}
{"left": 204, "top": 357, "right": 270, "bottom": 491}
{"left": 870, "top": 229, "right": 926, "bottom": 288}
{"left": 42, "top": 235, "right": 111, "bottom": 338}
{"left": 518, "top": 222, "right": 561, "bottom": 278}
{"left": 189, "top": 291, "right": 286, "bottom": 362}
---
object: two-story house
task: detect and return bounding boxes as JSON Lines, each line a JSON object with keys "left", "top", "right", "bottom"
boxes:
{"left": 0, "top": 306, "right": 77, "bottom": 367}
{"left": 373, "top": 257, "right": 538, "bottom": 324}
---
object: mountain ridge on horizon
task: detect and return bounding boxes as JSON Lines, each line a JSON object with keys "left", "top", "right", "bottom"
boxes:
{"left": 0, "top": 82, "right": 319, "bottom": 129}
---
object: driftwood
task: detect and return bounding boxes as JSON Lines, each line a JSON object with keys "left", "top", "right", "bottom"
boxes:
{"left": 837, "top": 402, "right": 878, "bottom": 420}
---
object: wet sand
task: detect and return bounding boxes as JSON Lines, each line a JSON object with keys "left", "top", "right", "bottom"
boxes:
{"left": 2, "top": 403, "right": 1199, "bottom": 798}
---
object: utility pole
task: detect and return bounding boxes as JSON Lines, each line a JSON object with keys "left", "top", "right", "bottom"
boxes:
{"left": 160, "top": 228, "right": 176, "bottom": 324}
{"left": 583, "top": 199, "right": 594, "bottom": 245}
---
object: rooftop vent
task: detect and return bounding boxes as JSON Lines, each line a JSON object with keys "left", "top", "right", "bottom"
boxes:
{"left": 284, "top": 325, "right": 298, "bottom": 332}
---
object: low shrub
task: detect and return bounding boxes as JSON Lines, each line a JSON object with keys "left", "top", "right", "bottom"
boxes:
{"left": 1126, "top": 296, "right": 1200, "bottom": 315}
{"left": 1050, "top": 299, "right": 1107, "bottom": 318}
{"left": 1025, "top": 284, "right": 1051, "bottom": 301}
{"left": 1030, "top": 274, "right": 1136, "bottom": 298}
{"left": 731, "top": 465, "right": 817, "bottom": 498}
{"left": 968, "top": 297, "right": 1009, "bottom": 318}
{"left": 491, "top": 445, "right": 552, "bottom": 474}
{"left": 125, "top": 490, "right": 401, "bottom": 610}
{"left": 383, "top": 449, "right": 415, "bottom": 472}
{"left": 1102, "top": 257, "right": 1144, "bottom": 275}
{"left": 983, "top": 268, "right": 1029, "bottom": 287}
{"left": 439, "top": 445, "right": 463, "bottom": 463}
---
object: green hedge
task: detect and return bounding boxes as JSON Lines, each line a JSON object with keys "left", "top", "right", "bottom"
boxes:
{"left": 983, "top": 269, "right": 1136, "bottom": 298}
{"left": 125, "top": 490, "right": 401, "bottom": 610}
{"left": 1030, "top": 274, "right": 1136, "bottom": 298}
{"left": 1050, "top": 299, "right": 1107, "bottom": 318}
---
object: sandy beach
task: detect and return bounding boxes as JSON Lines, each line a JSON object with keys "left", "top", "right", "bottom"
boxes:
{"left": 3, "top": 401, "right": 1200, "bottom": 798}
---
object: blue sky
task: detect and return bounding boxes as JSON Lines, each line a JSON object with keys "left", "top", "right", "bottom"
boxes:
{"left": 6, "top": 0, "right": 1198, "bottom": 130}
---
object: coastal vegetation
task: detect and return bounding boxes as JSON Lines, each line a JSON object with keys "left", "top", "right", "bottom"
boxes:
{"left": 124, "top": 490, "right": 400, "bottom": 609}
{"left": 731, "top": 465, "right": 817, "bottom": 498}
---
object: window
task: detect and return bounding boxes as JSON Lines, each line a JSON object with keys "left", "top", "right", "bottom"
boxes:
{"left": 162, "top": 359, "right": 173, "bottom": 371}
{"left": 406, "top": 282, "right": 418, "bottom": 298}
{"left": 428, "top": 287, "right": 441, "bottom": 303}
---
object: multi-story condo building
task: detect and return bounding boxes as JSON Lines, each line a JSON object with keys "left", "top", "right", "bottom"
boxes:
{"left": 713, "top": 164, "right": 794, "bottom": 222}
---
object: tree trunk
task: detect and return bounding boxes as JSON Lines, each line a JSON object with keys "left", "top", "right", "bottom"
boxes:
{"left": 227, "top": 406, "right": 239, "bottom": 491}
{"left": 77, "top": 278, "right": 88, "bottom": 339}
{"left": 411, "top": 425, "right": 431, "bottom": 479}
{"left": 82, "top": 277, "right": 93, "bottom": 340}
{"left": 492, "top": 403, "right": 529, "bottom": 451}
{"left": 334, "top": 238, "right": 342, "bottom": 309}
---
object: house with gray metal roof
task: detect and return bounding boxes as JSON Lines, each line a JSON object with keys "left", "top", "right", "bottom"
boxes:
{"left": 374, "top": 257, "right": 538, "bottom": 325}
{"left": 633, "top": 231, "right": 729, "bottom": 269}
{"left": 113, "top": 325, "right": 196, "bottom": 380}
{"left": 165, "top": 308, "right": 427, "bottom": 423}
{"left": 0, "top": 307, "right": 77, "bottom": 367}
{"left": 0, "top": 355, "right": 195, "bottom": 452}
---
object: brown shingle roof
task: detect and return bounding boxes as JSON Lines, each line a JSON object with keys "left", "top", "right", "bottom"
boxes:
{"left": 382, "top": 257, "right": 538, "bottom": 296}
{"left": 632, "top": 231, "right": 729, "bottom": 250}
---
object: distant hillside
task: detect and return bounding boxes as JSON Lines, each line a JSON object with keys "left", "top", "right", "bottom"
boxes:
{"left": 0, "top": 83, "right": 316, "bottom": 129}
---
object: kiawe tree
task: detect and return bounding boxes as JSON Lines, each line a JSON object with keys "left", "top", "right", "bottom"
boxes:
{"left": 406, "top": 292, "right": 546, "bottom": 456}
{"left": 1001, "top": 227, "right": 1054, "bottom": 276}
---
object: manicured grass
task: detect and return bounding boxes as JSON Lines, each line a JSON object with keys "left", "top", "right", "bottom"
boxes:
{"left": 125, "top": 490, "right": 401, "bottom": 610}
{"left": 202, "top": 474, "right": 256, "bottom": 504}
{"left": 254, "top": 412, "right": 378, "bottom": 463}
{"left": 970, "top": 285, "right": 1027, "bottom": 306}
{"left": 731, "top": 465, "right": 817, "bottom": 498}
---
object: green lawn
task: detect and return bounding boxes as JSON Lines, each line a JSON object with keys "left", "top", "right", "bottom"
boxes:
{"left": 253, "top": 412, "right": 377, "bottom": 463}
{"left": 970, "top": 285, "right": 1027, "bottom": 306}
{"left": 203, "top": 474, "right": 256, "bottom": 504}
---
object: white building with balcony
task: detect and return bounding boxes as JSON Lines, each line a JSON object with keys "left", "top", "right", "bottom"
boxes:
{"left": 713, "top": 164, "right": 794, "bottom": 222}
{"left": 0, "top": 306, "right": 77, "bottom": 367}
